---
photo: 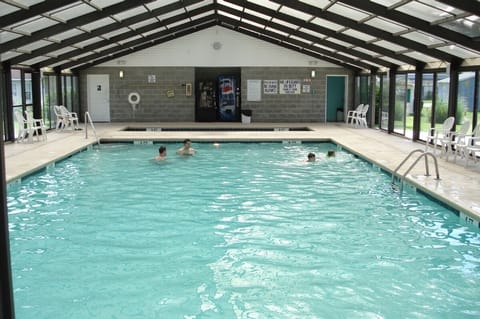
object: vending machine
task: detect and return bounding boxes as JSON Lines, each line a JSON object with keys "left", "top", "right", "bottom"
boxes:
{"left": 218, "top": 75, "right": 239, "bottom": 121}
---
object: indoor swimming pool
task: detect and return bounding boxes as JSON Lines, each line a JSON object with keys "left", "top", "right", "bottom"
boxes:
{"left": 7, "top": 142, "right": 480, "bottom": 318}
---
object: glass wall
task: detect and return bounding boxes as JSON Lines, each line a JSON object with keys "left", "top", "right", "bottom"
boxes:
{"left": 457, "top": 71, "right": 476, "bottom": 128}
{"left": 42, "top": 73, "right": 57, "bottom": 129}
{"left": 394, "top": 74, "right": 406, "bottom": 135}
{"left": 419, "top": 73, "right": 433, "bottom": 140}
{"left": 11, "top": 68, "right": 33, "bottom": 139}
{"left": 377, "top": 73, "right": 389, "bottom": 130}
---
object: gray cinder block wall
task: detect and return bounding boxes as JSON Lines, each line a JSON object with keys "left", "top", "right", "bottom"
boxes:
{"left": 80, "top": 66, "right": 353, "bottom": 122}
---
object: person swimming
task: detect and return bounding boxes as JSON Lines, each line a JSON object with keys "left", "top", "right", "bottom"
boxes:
{"left": 307, "top": 152, "right": 316, "bottom": 162}
{"left": 155, "top": 145, "right": 167, "bottom": 160}
{"left": 177, "top": 138, "right": 196, "bottom": 155}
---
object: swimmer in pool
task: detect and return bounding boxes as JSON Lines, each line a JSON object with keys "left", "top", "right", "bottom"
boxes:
{"left": 155, "top": 145, "right": 167, "bottom": 161}
{"left": 327, "top": 150, "right": 336, "bottom": 157}
{"left": 307, "top": 152, "right": 316, "bottom": 162}
{"left": 177, "top": 138, "right": 196, "bottom": 155}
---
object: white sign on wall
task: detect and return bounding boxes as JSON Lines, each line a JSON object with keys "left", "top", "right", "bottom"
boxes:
{"left": 279, "top": 79, "right": 301, "bottom": 94}
{"left": 247, "top": 79, "right": 262, "bottom": 101}
{"left": 263, "top": 80, "right": 278, "bottom": 94}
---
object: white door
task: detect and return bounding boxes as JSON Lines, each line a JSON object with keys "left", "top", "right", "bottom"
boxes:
{"left": 87, "top": 74, "right": 110, "bottom": 122}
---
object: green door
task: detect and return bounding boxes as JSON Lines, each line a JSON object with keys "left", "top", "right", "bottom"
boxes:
{"left": 326, "top": 76, "right": 346, "bottom": 122}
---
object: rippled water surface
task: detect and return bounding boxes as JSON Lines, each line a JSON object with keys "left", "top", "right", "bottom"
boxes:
{"left": 8, "top": 142, "right": 480, "bottom": 319}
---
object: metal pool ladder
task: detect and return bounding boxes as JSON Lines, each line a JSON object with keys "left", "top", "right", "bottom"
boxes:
{"left": 391, "top": 149, "right": 440, "bottom": 191}
{"left": 84, "top": 111, "right": 99, "bottom": 145}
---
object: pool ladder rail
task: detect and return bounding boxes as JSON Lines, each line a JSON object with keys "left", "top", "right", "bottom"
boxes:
{"left": 84, "top": 111, "right": 99, "bottom": 145}
{"left": 391, "top": 149, "right": 440, "bottom": 192}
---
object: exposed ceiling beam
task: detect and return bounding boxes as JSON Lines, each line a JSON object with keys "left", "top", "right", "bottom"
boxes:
{"left": 269, "top": 0, "right": 455, "bottom": 62}
{"left": 65, "top": 16, "right": 216, "bottom": 71}
{"left": 225, "top": 0, "right": 418, "bottom": 66}
{"left": 0, "top": 0, "right": 79, "bottom": 29}
{"left": 8, "top": 0, "right": 206, "bottom": 66}
{"left": 0, "top": 0, "right": 158, "bottom": 54}
{"left": 336, "top": 0, "right": 479, "bottom": 53}
{"left": 36, "top": 5, "right": 214, "bottom": 68}
{"left": 218, "top": 4, "right": 394, "bottom": 69}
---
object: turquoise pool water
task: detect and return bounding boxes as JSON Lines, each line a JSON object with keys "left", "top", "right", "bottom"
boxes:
{"left": 7, "top": 142, "right": 480, "bottom": 318}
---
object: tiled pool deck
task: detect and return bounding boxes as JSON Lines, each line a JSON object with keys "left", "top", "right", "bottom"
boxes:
{"left": 4, "top": 122, "right": 480, "bottom": 225}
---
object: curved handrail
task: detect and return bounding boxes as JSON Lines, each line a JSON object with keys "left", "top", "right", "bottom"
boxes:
{"left": 84, "top": 112, "right": 99, "bottom": 145}
{"left": 392, "top": 149, "right": 440, "bottom": 188}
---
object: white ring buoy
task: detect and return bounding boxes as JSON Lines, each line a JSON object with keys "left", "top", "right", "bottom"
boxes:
{"left": 128, "top": 92, "right": 140, "bottom": 104}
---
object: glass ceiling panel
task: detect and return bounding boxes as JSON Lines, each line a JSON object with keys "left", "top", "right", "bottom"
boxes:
{"left": 360, "top": 60, "right": 383, "bottom": 69}
{"left": 48, "top": 29, "right": 84, "bottom": 42}
{"left": 146, "top": 0, "right": 178, "bottom": 11}
{"left": 76, "top": 37, "right": 105, "bottom": 48}
{"left": 245, "top": 8, "right": 271, "bottom": 21}
{"left": 298, "top": 28, "right": 326, "bottom": 39}
{"left": 102, "top": 27, "right": 132, "bottom": 39}
{"left": 325, "top": 37, "right": 353, "bottom": 48}
{"left": 246, "top": 0, "right": 280, "bottom": 11}
{"left": 241, "top": 18, "right": 265, "bottom": 30}
{"left": 113, "top": 7, "right": 148, "bottom": 21}
{"left": 373, "top": 40, "right": 407, "bottom": 52}
{"left": 218, "top": 0, "right": 243, "bottom": 11}
{"left": 396, "top": 1, "right": 448, "bottom": 23}
{"left": 81, "top": 17, "right": 116, "bottom": 32}
{"left": 370, "top": 0, "right": 400, "bottom": 6}
{"left": 91, "top": 0, "right": 124, "bottom": 8}
{"left": 342, "top": 29, "right": 376, "bottom": 42}
{"left": 265, "top": 27, "right": 289, "bottom": 37}
{"left": 299, "top": 0, "right": 330, "bottom": 10}
{"left": 437, "top": 45, "right": 480, "bottom": 59}
{"left": 352, "top": 47, "right": 381, "bottom": 58}
{"left": 17, "top": 40, "right": 51, "bottom": 52}
{"left": 271, "top": 18, "right": 298, "bottom": 30}
{"left": 190, "top": 11, "right": 213, "bottom": 20}
{"left": 167, "top": 19, "right": 191, "bottom": 29}
{"left": 279, "top": 6, "right": 313, "bottom": 22}
{"left": 0, "top": 2, "right": 19, "bottom": 15}
{"left": 0, "top": 31, "right": 23, "bottom": 44}
{"left": 327, "top": 3, "right": 370, "bottom": 22}
{"left": 313, "top": 43, "right": 335, "bottom": 52}
{"left": 49, "top": 3, "right": 95, "bottom": 21}
{"left": 15, "top": 0, "right": 43, "bottom": 6}
{"left": 96, "top": 43, "right": 121, "bottom": 52}
{"left": 400, "top": 31, "right": 445, "bottom": 46}
{"left": 218, "top": 11, "right": 241, "bottom": 21}
{"left": 187, "top": 0, "right": 213, "bottom": 11}
{"left": 1, "top": 51, "right": 22, "bottom": 62}
{"left": 49, "top": 46, "right": 77, "bottom": 56}
{"left": 21, "top": 56, "right": 49, "bottom": 65}
{"left": 378, "top": 55, "right": 409, "bottom": 66}
{"left": 118, "top": 36, "right": 143, "bottom": 45}
{"left": 290, "top": 35, "right": 312, "bottom": 45}
{"left": 141, "top": 27, "right": 168, "bottom": 37}
{"left": 403, "top": 51, "right": 438, "bottom": 63}
{"left": 311, "top": 17, "right": 343, "bottom": 31}
{"left": 363, "top": 17, "right": 407, "bottom": 34}
{"left": 441, "top": 18, "right": 480, "bottom": 38}
{"left": 12, "top": 17, "right": 58, "bottom": 34}
{"left": 130, "top": 18, "right": 158, "bottom": 30}
{"left": 157, "top": 8, "right": 185, "bottom": 20}
{"left": 419, "top": 0, "right": 463, "bottom": 15}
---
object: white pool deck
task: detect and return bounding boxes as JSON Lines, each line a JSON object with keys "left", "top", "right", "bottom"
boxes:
{"left": 4, "top": 122, "right": 480, "bottom": 224}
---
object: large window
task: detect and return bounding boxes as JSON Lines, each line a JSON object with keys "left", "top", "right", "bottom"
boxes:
{"left": 42, "top": 74, "right": 57, "bottom": 129}
{"left": 11, "top": 68, "right": 33, "bottom": 139}
{"left": 394, "top": 73, "right": 415, "bottom": 138}
{"left": 377, "top": 73, "right": 389, "bottom": 130}
{"left": 457, "top": 71, "right": 476, "bottom": 129}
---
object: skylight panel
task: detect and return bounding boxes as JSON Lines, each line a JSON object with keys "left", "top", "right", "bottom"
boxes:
{"left": 0, "top": 31, "right": 23, "bottom": 44}
{"left": 373, "top": 40, "right": 407, "bottom": 52}
{"left": 217, "top": 0, "right": 243, "bottom": 11}
{"left": 403, "top": 51, "right": 438, "bottom": 63}
{"left": 102, "top": 28, "right": 131, "bottom": 40}
{"left": 17, "top": 40, "right": 51, "bottom": 52}
{"left": 113, "top": 6, "right": 148, "bottom": 21}
{"left": 190, "top": 11, "right": 213, "bottom": 20}
{"left": 311, "top": 17, "right": 343, "bottom": 31}
{"left": 265, "top": 27, "right": 289, "bottom": 38}
{"left": 364, "top": 17, "right": 408, "bottom": 34}
{"left": 145, "top": 0, "right": 178, "bottom": 11}
{"left": 157, "top": 8, "right": 185, "bottom": 20}
{"left": 48, "top": 29, "right": 84, "bottom": 42}
{"left": 279, "top": 6, "right": 313, "bottom": 22}
{"left": 241, "top": 18, "right": 265, "bottom": 30}
{"left": 342, "top": 29, "right": 376, "bottom": 42}
{"left": 12, "top": 17, "right": 58, "bottom": 34}
{"left": 22, "top": 56, "right": 50, "bottom": 65}
{"left": 166, "top": 19, "right": 190, "bottom": 29}
{"left": 290, "top": 35, "right": 312, "bottom": 45}
{"left": 299, "top": 0, "right": 330, "bottom": 9}
{"left": 396, "top": 1, "right": 447, "bottom": 23}
{"left": 440, "top": 17, "right": 480, "bottom": 38}
{"left": 218, "top": 11, "right": 241, "bottom": 21}
{"left": 370, "top": 0, "right": 401, "bottom": 6}
{"left": 81, "top": 17, "right": 116, "bottom": 32}
{"left": 90, "top": 0, "right": 125, "bottom": 8}
{"left": 418, "top": 0, "right": 463, "bottom": 15}
{"left": 76, "top": 37, "right": 104, "bottom": 48}
{"left": 0, "top": 2, "right": 20, "bottom": 15}
{"left": 1, "top": 51, "right": 22, "bottom": 62}
{"left": 437, "top": 45, "right": 480, "bottom": 59}
{"left": 271, "top": 18, "right": 298, "bottom": 30}
{"left": 400, "top": 31, "right": 445, "bottom": 46}
{"left": 130, "top": 18, "right": 158, "bottom": 30}
{"left": 246, "top": 0, "right": 280, "bottom": 11}
{"left": 49, "top": 46, "right": 77, "bottom": 57}
{"left": 187, "top": 0, "right": 213, "bottom": 11}
{"left": 245, "top": 8, "right": 271, "bottom": 21}
{"left": 312, "top": 43, "right": 335, "bottom": 52}
{"left": 298, "top": 28, "right": 326, "bottom": 40}
{"left": 325, "top": 37, "right": 353, "bottom": 48}
{"left": 378, "top": 55, "right": 410, "bottom": 66}
{"left": 141, "top": 27, "right": 166, "bottom": 38}
{"left": 327, "top": 3, "right": 370, "bottom": 22}
{"left": 352, "top": 47, "right": 381, "bottom": 58}
{"left": 49, "top": 3, "right": 95, "bottom": 21}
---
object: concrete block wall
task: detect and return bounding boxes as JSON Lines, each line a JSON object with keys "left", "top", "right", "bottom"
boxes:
{"left": 80, "top": 67, "right": 195, "bottom": 122}
{"left": 80, "top": 66, "right": 353, "bottom": 122}
{"left": 241, "top": 67, "right": 354, "bottom": 123}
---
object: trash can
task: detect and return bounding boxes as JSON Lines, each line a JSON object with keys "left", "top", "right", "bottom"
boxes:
{"left": 336, "top": 108, "right": 344, "bottom": 122}
{"left": 242, "top": 109, "right": 252, "bottom": 124}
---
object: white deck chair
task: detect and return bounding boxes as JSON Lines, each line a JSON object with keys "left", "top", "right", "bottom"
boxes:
{"left": 53, "top": 105, "right": 67, "bottom": 130}
{"left": 14, "top": 110, "right": 29, "bottom": 142}
{"left": 347, "top": 104, "right": 363, "bottom": 126}
{"left": 24, "top": 111, "right": 47, "bottom": 142}
{"left": 462, "top": 123, "right": 480, "bottom": 167}
{"left": 59, "top": 105, "right": 79, "bottom": 130}
{"left": 355, "top": 104, "right": 369, "bottom": 128}
{"left": 442, "top": 119, "right": 470, "bottom": 161}
{"left": 425, "top": 116, "right": 455, "bottom": 155}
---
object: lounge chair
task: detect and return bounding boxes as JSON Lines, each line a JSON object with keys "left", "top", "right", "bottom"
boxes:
{"left": 59, "top": 105, "right": 80, "bottom": 129}
{"left": 441, "top": 119, "right": 470, "bottom": 161}
{"left": 24, "top": 110, "right": 47, "bottom": 142}
{"left": 347, "top": 104, "right": 363, "bottom": 126}
{"left": 14, "top": 110, "right": 29, "bottom": 142}
{"left": 425, "top": 116, "right": 455, "bottom": 155}
{"left": 461, "top": 123, "right": 480, "bottom": 167}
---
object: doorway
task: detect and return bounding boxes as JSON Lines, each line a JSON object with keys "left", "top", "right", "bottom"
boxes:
{"left": 87, "top": 74, "right": 110, "bottom": 122}
{"left": 195, "top": 67, "right": 241, "bottom": 122}
{"left": 326, "top": 75, "right": 347, "bottom": 122}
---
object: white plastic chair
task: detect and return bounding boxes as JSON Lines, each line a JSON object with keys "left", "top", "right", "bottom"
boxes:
{"left": 425, "top": 116, "right": 455, "bottom": 155}
{"left": 53, "top": 105, "right": 67, "bottom": 130}
{"left": 355, "top": 104, "right": 369, "bottom": 128}
{"left": 24, "top": 111, "right": 47, "bottom": 142}
{"left": 461, "top": 123, "right": 480, "bottom": 167}
{"left": 14, "top": 110, "right": 29, "bottom": 142}
{"left": 59, "top": 105, "right": 79, "bottom": 130}
{"left": 347, "top": 104, "right": 363, "bottom": 126}
{"left": 442, "top": 119, "right": 469, "bottom": 161}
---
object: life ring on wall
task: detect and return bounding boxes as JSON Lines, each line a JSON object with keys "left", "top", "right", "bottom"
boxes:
{"left": 128, "top": 92, "right": 140, "bottom": 105}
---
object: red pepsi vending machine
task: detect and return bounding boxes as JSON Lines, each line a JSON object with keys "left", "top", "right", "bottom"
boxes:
{"left": 218, "top": 75, "right": 240, "bottom": 121}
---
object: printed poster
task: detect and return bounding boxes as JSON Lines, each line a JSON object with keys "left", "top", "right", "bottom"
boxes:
{"left": 279, "top": 79, "right": 301, "bottom": 94}
{"left": 263, "top": 80, "right": 278, "bottom": 94}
